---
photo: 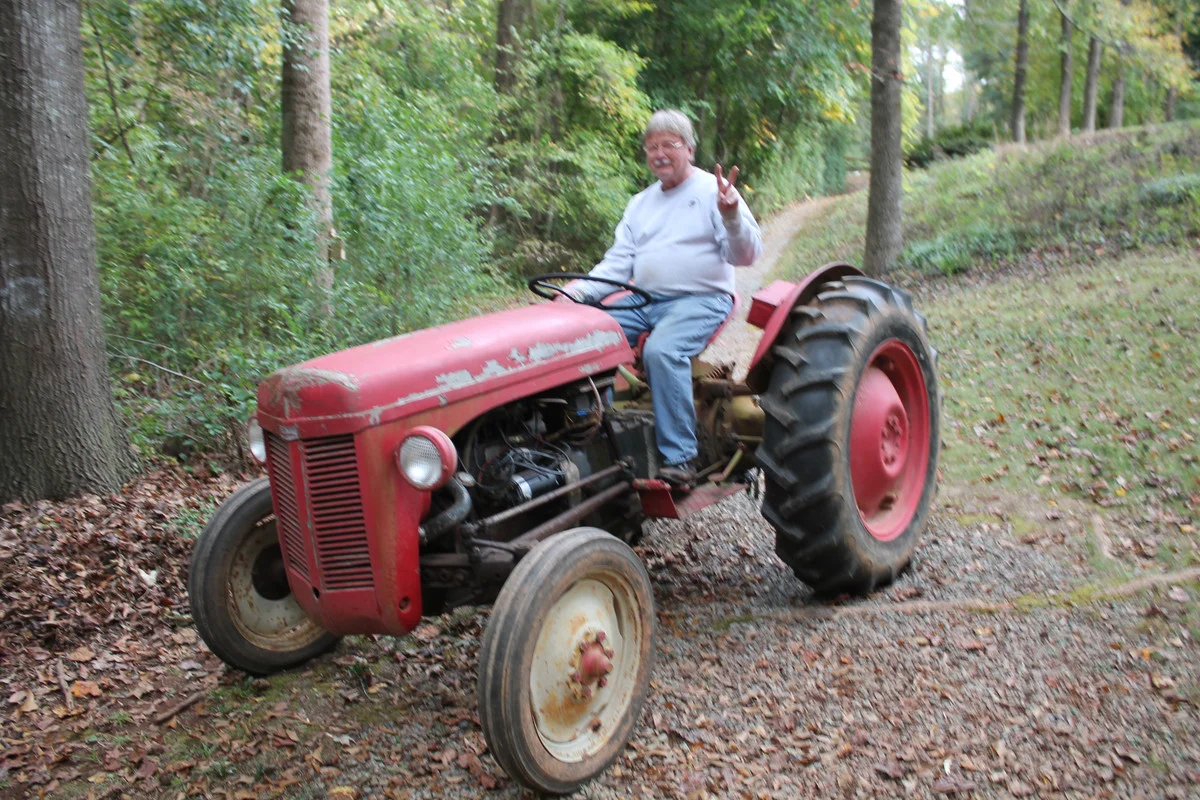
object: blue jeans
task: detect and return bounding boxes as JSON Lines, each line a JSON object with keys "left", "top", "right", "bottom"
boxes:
{"left": 605, "top": 292, "right": 734, "bottom": 466}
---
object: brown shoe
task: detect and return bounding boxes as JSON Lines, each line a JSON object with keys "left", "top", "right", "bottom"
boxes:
{"left": 658, "top": 458, "right": 700, "bottom": 487}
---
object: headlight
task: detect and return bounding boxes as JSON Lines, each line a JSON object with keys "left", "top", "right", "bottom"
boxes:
{"left": 247, "top": 418, "right": 267, "bottom": 464}
{"left": 397, "top": 427, "right": 456, "bottom": 490}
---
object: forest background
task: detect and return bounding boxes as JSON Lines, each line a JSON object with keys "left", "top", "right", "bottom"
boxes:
{"left": 81, "top": 0, "right": 1198, "bottom": 463}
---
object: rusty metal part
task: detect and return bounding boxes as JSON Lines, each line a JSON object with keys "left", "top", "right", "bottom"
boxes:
{"left": 693, "top": 379, "right": 756, "bottom": 401}
{"left": 418, "top": 552, "right": 473, "bottom": 589}
{"left": 709, "top": 444, "right": 746, "bottom": 484}
{"left": 729, "top": 394, "right": 764, "bottom": 437}
{"left": 506, "top": 482, "right": 634, "bottom": 551}
{"left": 567, "top": 634, "right": 616, "bottom": 701}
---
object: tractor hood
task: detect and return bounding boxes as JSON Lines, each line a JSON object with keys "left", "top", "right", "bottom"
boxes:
{"left": 256, "top": 303, "right": 633, "bottom": 436}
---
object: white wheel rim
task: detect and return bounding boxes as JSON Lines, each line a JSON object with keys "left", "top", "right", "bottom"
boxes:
{"left": 529, "top": 571, "right": 644, "bottom": 762}
{"left": 228, "top": 520, "right": 326, "bottom": 651}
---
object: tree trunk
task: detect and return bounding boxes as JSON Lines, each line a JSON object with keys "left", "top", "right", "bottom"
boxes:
{"left": 1108, "top": 55, "right": 1126, "bottom": 129}
{"left": 925, "top": 45, "right": 935, "bottom": 139}
{"left": 1011, "top": 0, "right": 1030, "bottom": 144}
{"left": 863, "top": 0, "right": 903, "bottom": 276}
{"left": 1082, "top": 36, "right": 1102, "bottom": 133}
{"left": 934, "top": 43, "right": 947, "bottom": 129}
{"left": 0, "top": 0, "right": 136, "bottom": 502}
{"left": 494, "top": 0, "right": 528, "bottom": 94}
{"left": 281, "top": 0, "right": 334, "bottom": 286}
{"left": 1057, "top": 5, "right": 1073, "bottom": 138}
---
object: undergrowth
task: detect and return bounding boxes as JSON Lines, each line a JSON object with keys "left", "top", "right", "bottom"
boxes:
{"left": 778, "top": 121, "right": 1200, "bottom": 277}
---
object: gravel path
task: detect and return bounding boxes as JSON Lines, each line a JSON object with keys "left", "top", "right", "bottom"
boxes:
{"left": 326, "top": 197, "right": 1198, "bottom": 799}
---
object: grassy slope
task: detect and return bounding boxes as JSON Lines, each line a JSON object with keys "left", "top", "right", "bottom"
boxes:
{"left": 782, "top": 121, "right": 1200, "bottom": 276}
{"left": 773, "top": 122, "right": 1200, "bottom": 569}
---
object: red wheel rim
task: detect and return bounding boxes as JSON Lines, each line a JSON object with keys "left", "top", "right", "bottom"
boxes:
{"left": 849, "top": 339, "right": 931, "bottom": 542}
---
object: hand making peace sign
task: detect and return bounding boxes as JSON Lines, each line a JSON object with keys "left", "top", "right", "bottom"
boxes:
{"left": 714, "top": 163, "right": 741, "bottom": 218}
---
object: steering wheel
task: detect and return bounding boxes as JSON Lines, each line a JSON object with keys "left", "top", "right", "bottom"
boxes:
{"left": 528, "top": 273, "right": 653, "bottom": 310}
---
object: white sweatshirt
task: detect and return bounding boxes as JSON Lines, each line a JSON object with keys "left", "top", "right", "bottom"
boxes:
{"left": 577, "top": 168, "right": 763, "bottom": 300}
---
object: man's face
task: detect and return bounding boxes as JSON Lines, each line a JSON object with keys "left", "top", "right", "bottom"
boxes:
{"left": 643, "top": 132, "right": 694, "bottom": 189}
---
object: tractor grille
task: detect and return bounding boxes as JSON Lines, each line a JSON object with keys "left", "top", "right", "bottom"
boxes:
{"left": 266, "top": 432, "right": 373, "bottom": 591}
{"left": 302, "top": 435, "right": 373, "bottom": 590}
{"left": 267, "top": 433, "right": 311, "bottom": 584}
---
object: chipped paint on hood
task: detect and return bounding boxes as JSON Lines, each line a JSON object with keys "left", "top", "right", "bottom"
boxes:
{"left": 256, "top": 302, "right": 634, "bottom": 430}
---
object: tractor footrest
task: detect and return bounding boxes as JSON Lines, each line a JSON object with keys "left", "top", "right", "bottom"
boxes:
{"left": 633, "top": 479, "right": 747, "bottom": 520}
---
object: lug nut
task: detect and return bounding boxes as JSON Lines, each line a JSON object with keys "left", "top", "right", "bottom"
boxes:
{"left": 595, "top": 631, "right": 606, "bottom": 643}
{"left": 598, "top": 677, "right": 608, "bottom": 688}
{"left": 570, "top": 671, "right": 581, "bottom": 683}
{"left": 603, "top": 647, "right": 614, "bottom": 659}
{"left": 582, "top": 687, "right": 592, "bottom": 699}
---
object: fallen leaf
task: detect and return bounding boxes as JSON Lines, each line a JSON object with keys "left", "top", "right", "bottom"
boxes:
{"left": 70, "top": 681, "right": 103, "bottom": 698}
{"left": 933, "top": 776, "right": 977, "bottom": 794}
{"left": 1168, "top": 587, "right": 1190, "bottom": 603}
{"left": 68, "top": 646, "right": 95, "bottom": 663}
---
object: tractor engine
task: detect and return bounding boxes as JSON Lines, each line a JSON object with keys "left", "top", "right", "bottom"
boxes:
{"left": 433, "top": 376, "right": 648, "bottom": 547}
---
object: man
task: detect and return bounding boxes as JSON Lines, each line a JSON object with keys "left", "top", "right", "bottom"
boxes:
{"left": 566, "top": 109, "right": 763, "bottom": 485}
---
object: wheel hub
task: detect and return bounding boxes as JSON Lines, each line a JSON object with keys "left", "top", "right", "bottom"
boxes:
{"left": 848, "top": 340, "right": 932, "bottom": 542}
{"left": 568, "top": 633, "right": 615, "bottom": 700}
{"left": 851, "top": 366, "right": 910, "bottom": 513}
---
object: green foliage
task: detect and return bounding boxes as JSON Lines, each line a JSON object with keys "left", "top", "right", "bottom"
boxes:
{"left": 87, "top": 0, "right": 508, "bottom": 457}
{"left": 1138, "top": 172, "right": 1200, "bottom": 204}
{"left": 750, "top": 125, "right": 834, "bottom": 214}
{"left": 901, "top": 223, "right": 1021, "bottom": 275}
{"left": 904, "top": 120, "right": 997, "bottom": 168}
{"left": 577, "top": 0, "right": 870, "bottom": 186}
{"left": 80, "top": 0, "right": 880, "bottom": 458}
{"left": 492, "top": 31, "right": 650, "bottom": 275}
{"left": 776, "top": 120, "right": 1200, "bottom": 278}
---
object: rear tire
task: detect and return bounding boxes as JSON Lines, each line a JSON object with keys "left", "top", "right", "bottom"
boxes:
{"left": 188, "top": 479, "right": 339, "bottom": 674}
{"left": 757, "top": 277, "right": 939, "bottom": 594}
{"left": 477, "top": 528, "right": 655, "bottom": 794}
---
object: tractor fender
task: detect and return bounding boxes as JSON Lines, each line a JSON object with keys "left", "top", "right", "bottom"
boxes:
{"left": 743, "top": 261, "right": 863, "bottom": 394}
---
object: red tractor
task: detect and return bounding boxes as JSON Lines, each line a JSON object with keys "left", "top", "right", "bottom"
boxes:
{"left": 188, "top": 263, "right": 939, "bottom": 794}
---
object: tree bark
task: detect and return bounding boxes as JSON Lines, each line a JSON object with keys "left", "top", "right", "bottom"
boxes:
{"left": 863, "top": 0, "right": 903, "bottom": 276}
{"left": 1082, "top": 36, "right": 1102, "bottom": 133}
{"left": 281, "top": 0, "right": 334, "bottom": 285}
{"left": 1011, "top": 0, "right": 1030, "bottom": 144}
{"left": 1057, "top": 5, "right": 1074, "bottom": 138}
{"left": 1108, "top": 54, "right": 1126, "bottom": 129}
{"left": 494, "top": 0, "right": 528, "bottom": 94}
{"left": 0, "top": 0, "right": 136, "bottom": 502}
{"left": 925, "top": 45, "right": 935, "bottom": 139}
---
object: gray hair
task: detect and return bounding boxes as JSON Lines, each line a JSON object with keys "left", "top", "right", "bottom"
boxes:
{"left": 644, "top": 109, "right": 696, "bottom": 151}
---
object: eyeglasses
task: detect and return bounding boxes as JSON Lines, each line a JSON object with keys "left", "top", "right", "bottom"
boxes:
{"left": 643, "top": 140, "right": 687, "bottom": 155}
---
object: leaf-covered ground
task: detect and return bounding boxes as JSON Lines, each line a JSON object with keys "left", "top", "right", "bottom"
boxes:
{"left": 2, "top": 216, "right": 1198, "bottom": 799}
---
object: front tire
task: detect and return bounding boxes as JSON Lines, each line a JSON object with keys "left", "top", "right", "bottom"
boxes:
{"left": 757, "top": 277, "right": 939, "bottom": 594}
{"left": 188, "top": 478, "right": 339, "bottom": 674}
{"left": 477, "top": 528, "right": 655, "bottom": 795}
